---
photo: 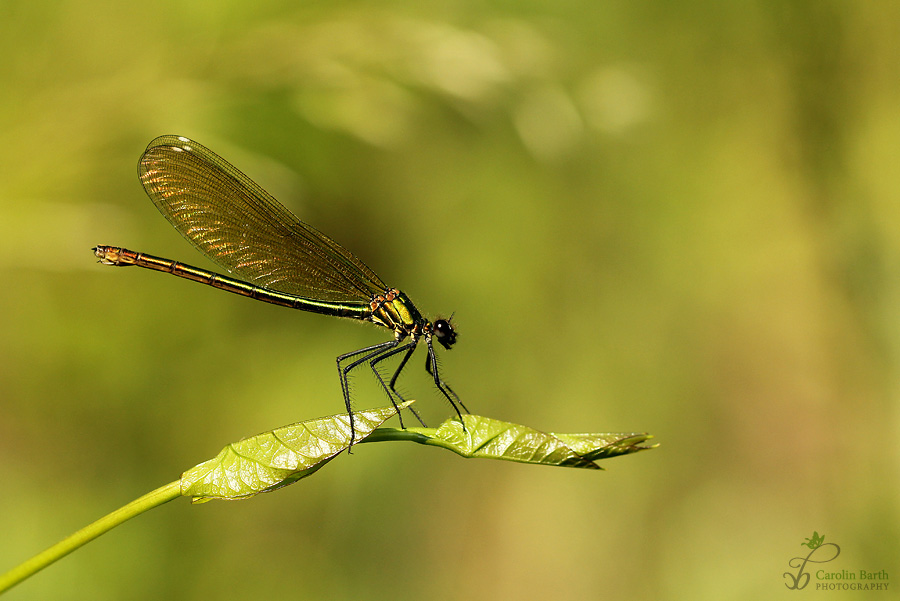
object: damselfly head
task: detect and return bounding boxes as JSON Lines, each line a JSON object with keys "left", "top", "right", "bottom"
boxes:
{"left": 433, "top": 317, "right": 457, "bottom": 349}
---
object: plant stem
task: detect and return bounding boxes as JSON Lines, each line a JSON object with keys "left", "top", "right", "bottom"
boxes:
{"left": 0, "top": 480, "right": 181, "bottom": 594}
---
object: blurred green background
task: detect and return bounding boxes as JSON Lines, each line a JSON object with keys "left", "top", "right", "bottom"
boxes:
{"left": 1, "top": 1, "right": 898, "bottom": 599}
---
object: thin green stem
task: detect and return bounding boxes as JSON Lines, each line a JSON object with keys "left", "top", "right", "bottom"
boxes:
{"left": 0, "top": 480, "right": 181, "bottom": 594}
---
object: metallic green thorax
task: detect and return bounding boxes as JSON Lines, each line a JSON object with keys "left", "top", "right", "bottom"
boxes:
{"left": 369, "top": 288, "right": 428, "bottom": 340}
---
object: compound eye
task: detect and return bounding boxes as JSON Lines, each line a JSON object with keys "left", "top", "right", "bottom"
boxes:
{"left": 433, "top": 319, "right": 457, "bottom": 349}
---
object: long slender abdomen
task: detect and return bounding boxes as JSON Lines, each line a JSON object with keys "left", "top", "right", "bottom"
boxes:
{"left": 92, "top": 245, "right": 373, "bottom": 319}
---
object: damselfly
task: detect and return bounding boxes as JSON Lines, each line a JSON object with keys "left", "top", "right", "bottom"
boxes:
{"left": 94, "top": 135, "right": 467, "bottom": 442}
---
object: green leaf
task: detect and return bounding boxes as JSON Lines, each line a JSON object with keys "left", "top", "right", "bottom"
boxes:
{"left": 368, "top": 414, "right": 655, "bottom": 469}
{"left": 181, "top": 402, "right": 410, "bottom": 502}
{"left": 550, "top": 432, "right": 656, "bottom": 462}
{"left": 180, "top": 407, "right": 654, "bottom": 503}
